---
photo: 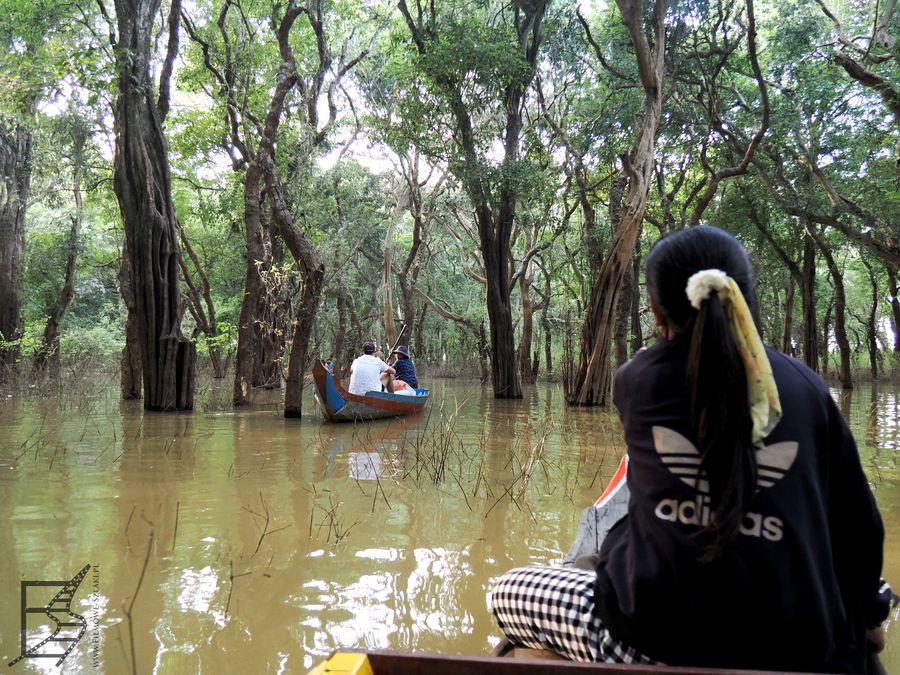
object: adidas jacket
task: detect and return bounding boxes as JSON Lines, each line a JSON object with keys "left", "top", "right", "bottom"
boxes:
{"left": 594, "top": 338, "right": 889, "bottom": 673}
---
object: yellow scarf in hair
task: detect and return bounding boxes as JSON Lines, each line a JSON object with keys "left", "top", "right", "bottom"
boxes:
{"left": 686, "top": 269, "right": 782, "bottom": 444}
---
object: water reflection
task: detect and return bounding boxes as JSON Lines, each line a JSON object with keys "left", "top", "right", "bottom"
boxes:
{"left": 0, "top": 381, "right": 896, "bottom": 672}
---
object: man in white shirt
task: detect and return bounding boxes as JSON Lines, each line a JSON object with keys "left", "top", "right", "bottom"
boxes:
{"left": 348, "top": 341, "right": 395, "bottom": 395}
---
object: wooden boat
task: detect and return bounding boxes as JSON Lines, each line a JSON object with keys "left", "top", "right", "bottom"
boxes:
{"left": 311, "top": 359, "right": 429, "bottom": 423}
{"left": 307, "top": 648, "right": 813, "bottom": 674}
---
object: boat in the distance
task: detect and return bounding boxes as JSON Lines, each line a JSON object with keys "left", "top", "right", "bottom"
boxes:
{"left": 311, "top": 359, "right": 429, "bottom": 423}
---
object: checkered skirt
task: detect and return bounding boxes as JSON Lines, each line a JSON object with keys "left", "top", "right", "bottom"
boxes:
{"left": 490, "top": 565, "right": 655, "bottom": 664}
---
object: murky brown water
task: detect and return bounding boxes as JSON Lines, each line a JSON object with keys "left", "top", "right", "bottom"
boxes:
{"left": 1, "top": 380, "right": 897, "bottom": 673}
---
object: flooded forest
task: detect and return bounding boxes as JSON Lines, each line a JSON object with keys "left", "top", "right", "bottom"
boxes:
{"left": 0, "top": 0, "right": 898, "bottom": 671}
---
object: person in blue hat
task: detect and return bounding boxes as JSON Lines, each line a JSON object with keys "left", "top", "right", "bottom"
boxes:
{"left": 390, "top": 345, "right": 418, "bottom": 392}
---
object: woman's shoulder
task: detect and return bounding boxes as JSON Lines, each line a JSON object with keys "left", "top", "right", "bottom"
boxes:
{"left": 765, "top": 348, "right": 829, "bottom": 394}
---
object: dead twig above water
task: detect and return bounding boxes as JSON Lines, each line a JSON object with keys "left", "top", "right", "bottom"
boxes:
{"left": 246, "top": 491, "right": 292, "bottom": 558}
{"left": 124, "top": 530, "right": 153, "bottom": 675}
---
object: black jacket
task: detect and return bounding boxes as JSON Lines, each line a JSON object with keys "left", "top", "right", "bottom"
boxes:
{"left": 594, "top": 338, "right": 888, "bottom": 672}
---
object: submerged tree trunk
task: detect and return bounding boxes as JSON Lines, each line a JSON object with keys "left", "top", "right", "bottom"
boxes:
{"left": 112, "top": 0, "right": 195, "bottom": 411}
{"left": 0, "top": 118, "right": 32, "bottom": 373}
{"left": 570, "top": 0, "right": 666, "bottom": 406}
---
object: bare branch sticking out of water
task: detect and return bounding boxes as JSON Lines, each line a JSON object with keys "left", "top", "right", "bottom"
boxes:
{"left": 172, "top": 501, "right": 180, "bottom": 551}
{"left": 246, "top": 492, "right": 292, "bottom": 558}
{"left": 310, "top": 493, "right": 358, "bottom": 546}
{"left": 224, "top": 559, "right": 252, "bottom": 616}
{"left": 124, "top": 531, "right": 153, "bottom": 675}
{"left": 124, "top": 505, "right": 137, "bottom": 548}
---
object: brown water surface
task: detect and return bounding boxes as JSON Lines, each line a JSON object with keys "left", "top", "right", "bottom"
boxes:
{"left": 0, "top": 380, "right": 897, "bottom": 673}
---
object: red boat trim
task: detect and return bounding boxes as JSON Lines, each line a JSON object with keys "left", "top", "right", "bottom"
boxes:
{"left": 594, "top": 454, "right": 628, "bottom": 507}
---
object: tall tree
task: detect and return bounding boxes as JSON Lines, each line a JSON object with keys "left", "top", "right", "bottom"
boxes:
{"left": 569, "top": 0, "right": 665, "bottom": 406}
{"left": 109, "top": 0, "right": 195, "bottom": 410}
{"left": 397, "top": 0, "right": 550, "bottom": 399}
{"left": 0, "top": 117, "right": 31, "bottom": 373}
{"left": 33, "top": 114, "right": 89, "bottom": 375}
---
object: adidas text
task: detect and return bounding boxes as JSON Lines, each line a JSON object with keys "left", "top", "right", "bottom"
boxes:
{"left": 654, "top": 495, "right": 784, "bottom": 542}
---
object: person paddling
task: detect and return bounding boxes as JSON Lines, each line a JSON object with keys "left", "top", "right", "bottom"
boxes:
{"left": 390, "top": 345, "right": 418, "bottom": 391}
{"left": 490, "top": 226, "right": 891, "bottom": 672}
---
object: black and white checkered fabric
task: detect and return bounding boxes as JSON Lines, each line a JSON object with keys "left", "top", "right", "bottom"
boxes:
{"left": 490, "top": 565, "right": 655, "bottom": 664}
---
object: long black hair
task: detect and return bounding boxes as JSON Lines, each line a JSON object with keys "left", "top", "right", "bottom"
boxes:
{"left": 645, "top": 226, "right": 758, "bottom": 560}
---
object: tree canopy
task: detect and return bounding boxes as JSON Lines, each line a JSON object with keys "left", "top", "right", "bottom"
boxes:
{"left": 1, "top": 0, "right": 898, "bottom": 406}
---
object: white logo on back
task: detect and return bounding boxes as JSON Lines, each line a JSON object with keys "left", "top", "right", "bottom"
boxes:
{"left": 650, "top": 426, "right": 798, "bottom": 542}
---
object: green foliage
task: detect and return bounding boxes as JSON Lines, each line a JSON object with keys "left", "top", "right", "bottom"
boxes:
{"left": 3, "top": 0, "right": 898, "bottom": 387}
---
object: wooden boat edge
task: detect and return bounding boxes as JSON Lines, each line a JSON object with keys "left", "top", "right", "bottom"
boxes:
{"left": 308, "top": 649, "right": 812, "bottom": 674}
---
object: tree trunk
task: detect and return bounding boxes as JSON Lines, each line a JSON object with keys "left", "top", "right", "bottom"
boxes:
{"left": 398, "top": 278, "right": 416, "bottom": 354}
{"left": 0, "top": 118, "right": 32, "bottom": 373}
{"left": 888, "top": 265, "right": 900, "bottom": 353}
{"left": 800, "top": 230, "right": 818, "bottom": 372}
{"left": 477, "top": 322, "right": 489, "bottom": 383}
{"left": 570, "top": 0, "right": 666, "bottom": 406}
{"left": 808, "top": 226, "right": 851, "bottom": 387}
{"left": 334, "top": 289, "right": 347, "bottom": 369}
{"left": 821, "top": 300, "right": 832, "bottom": 377}
{"left": 862, "top": 259, "right": 880, "bottom": 380}
{"left": 119, "top": 248, "right": 142, "bottom": 399}
{"left": 34, "top": 131, "right": 85, "bottom": 376}
{"left": 233, "top": 162, "right": 266, "bottom": 405}
{"left": 263, "top": 156, "right": 325, "bottom": 418}
{"left": 614, "top": 257, "right": 634, "bottom": 369}
{"left": 517, "top": 270, "right": 536, "bottom": 385}
{"left": 283, "top": 273, "right": 324, "bottom": 417}
{"left": 781, "top": 277, "right": 795, "bottom": 355}
{"left": 253, "top": 211, "right": 288, "bottom": 389}
{"left": 383, "top": 222, "right": 396, "bottom": 348}
{"left": 612, "top": 170, "right": 632, "bottom": 369}
{"left": 415, "top": 303, "right": 427, "bottom": 362}
{"left": 112, "top": 0, "right": 195, "bottom": 411}
{"left": 484, "top": 247, "right": 521, "bottom": 397}
{"left": 542, "top": 310, "right": 552, "bottom": 378}
{"left": 177, "top": 220, "right": 225, "bottom": 378}
{"left": 629, "top": 250, "right": 643, "bottom": 356}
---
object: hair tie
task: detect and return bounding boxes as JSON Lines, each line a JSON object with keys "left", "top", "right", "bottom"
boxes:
{"left": 685, "top": 269, "right": 782, "bottom": 444}
{"left": 686, "top": 269, "right": 729, "bottom": 309}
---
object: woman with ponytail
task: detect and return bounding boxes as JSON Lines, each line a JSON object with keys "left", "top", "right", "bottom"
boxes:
{"left": 491, "top": 227, "right": 890, "bottom": 672}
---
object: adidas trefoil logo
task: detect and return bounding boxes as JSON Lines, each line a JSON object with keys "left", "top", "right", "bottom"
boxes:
{"left": 650, "top": 426, "right": 798, "bottom": 542}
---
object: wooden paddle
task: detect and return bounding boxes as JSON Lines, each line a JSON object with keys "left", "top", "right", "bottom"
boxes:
{"left": 386, "top": 325, "right": 408, "bottom": 364}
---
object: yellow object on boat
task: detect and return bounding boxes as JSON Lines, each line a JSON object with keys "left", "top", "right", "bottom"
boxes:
{"left": 307, "top": 652, "right": 373, "bottom": 675}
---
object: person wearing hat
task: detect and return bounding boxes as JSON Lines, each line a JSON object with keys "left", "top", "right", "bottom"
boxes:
{"left": 390, "top": 345, "right": 418, "bottom": 390}
{"left": 348, "top": 341, "right": 396, "bottom": 395}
